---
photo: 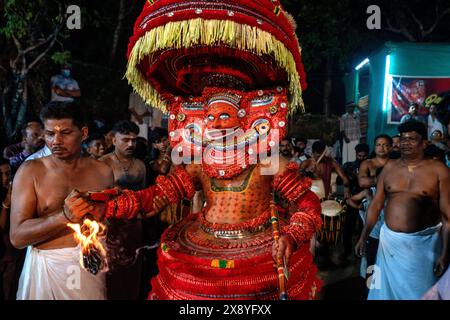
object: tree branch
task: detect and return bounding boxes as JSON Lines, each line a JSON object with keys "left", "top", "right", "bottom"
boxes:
{"left": 23, "top": 33, "right": 55, "bottom": 55}
{"left": 423, "top": 7, "right": 450, "bottom": 38}
{"left": 386, "top": 18, "right": 417, "bottom": 41}
{"left": 12, "top": 35, "right": 23, "bottom": 52}
{"left": 405, "top": 6, "right": 424, "bottom": 33}
{"left": 26, "top": 25, "right": 61, "bottom": 72}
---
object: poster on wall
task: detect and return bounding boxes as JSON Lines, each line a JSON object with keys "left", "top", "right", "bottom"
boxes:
{"left": 387, "top": 77, "right": 450, "bottom": 124}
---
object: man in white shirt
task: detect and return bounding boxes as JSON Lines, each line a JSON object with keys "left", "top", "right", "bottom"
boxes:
{"left": 50, "top": 64, "right": 81, "bottom": 103}
{"left": 427, "top": 103, "right": 446, "bottom": 139}
{"left": 25, "top": 145, "right": 51, "bottom": 162}
{"left": 340, "top": 102, "right": 361, "bottom": 163}
{"left": 128, "top": 92, "right": 151, "bottom": 139}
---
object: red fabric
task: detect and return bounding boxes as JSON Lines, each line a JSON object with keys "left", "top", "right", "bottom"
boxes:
{"left": 283, "top": 191, "right": 322, "bottom": 247}
{"left": 126, "top": 0, "right": 308, "bottom": 94}
{"left": 272, "top": 163, "right": 323, "bottom": 245}
{"left": 104, "top": 167, "right": 195, "bottom": 219}
{"left": 148, "top": 216, "right": 321, "bottom": 300}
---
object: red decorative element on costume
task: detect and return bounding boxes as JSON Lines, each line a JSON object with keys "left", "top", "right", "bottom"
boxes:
{"left": 149, "top": 214, "right": 321, "bottom": 300}
{"left": 282, "top": 191, "right": 322, "bottom": 246}
{"left": 273, "top": 163, "right": 312, "bottom": 202}
{"left": 273, "top": 164, "right": 322, "bottom": 245}
{"left": 127, "top": 0, "right": 308, "bottom": 93}
{"left": 101, "top": 167, "right": 195, "bottom": 219}
{"left": 168, "top": 87, "right": 289, "bottom": 179}
{"left": 199, "top": 210, "right": 271, "bottom": 232}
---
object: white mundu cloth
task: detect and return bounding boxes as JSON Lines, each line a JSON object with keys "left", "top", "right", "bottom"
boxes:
{"left": 17, "top": 245, "right": 106, "bottom": 300}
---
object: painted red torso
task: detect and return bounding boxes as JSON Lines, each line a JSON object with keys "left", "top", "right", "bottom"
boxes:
{"left": 199, "top": 165, "right": 273, "bottom": 224}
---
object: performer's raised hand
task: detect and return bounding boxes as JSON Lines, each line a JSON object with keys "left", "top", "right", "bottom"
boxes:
{"left": 63, "top": 189, "right": 96, "bottom": 223}
{"left": 272, "top": 234, "right": 296, "bottom": 267}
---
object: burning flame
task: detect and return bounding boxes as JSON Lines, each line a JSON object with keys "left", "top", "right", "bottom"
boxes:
{"left": 68, "top": 219, "right": 108, "bottom": 274}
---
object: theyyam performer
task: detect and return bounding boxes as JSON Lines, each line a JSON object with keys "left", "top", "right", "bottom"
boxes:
{"left": 68, "top": 0, "right": 323, "bottom": 300}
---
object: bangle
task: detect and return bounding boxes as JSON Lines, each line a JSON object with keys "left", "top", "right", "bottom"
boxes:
{"left": 62, "top": 207, "right": 77, "bottom": 223}
{"left": 2, "top": 202, "right": 10, "bottom": 209}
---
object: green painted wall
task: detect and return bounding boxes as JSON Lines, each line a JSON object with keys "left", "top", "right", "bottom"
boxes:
{"left": 345, "top": 42, "right": 450, "bottom": 149}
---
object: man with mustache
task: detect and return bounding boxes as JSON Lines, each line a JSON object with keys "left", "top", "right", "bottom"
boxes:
{"left": 99, "top": 120, "right": 147, "bottom": 300}
{"left": 280, "top": 138, "right": 294, "bottom": 161}
{"left": 10, "top": 101, "right": 114, "bottom": 299}
{"left": 355, "top": 120, "right": 450, "bottom": 299}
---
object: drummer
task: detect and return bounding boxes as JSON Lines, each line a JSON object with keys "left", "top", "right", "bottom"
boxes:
{"left": 300, "top": 141, "right": 351, "bottom": 200}
{"left": 299, "top": 141, "right": 351, "bottom": 268}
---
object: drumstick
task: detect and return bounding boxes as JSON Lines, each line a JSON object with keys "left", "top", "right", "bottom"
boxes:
{"left": 316, "top": 149, "right": 327, "bottom": 165}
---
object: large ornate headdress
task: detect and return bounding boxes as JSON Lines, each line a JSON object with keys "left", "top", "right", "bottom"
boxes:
{"left": 126, "top": 0, "right": 307, "bottom": 178}
{"left": 126, "top": 0, "right": 306, "bottom": 111}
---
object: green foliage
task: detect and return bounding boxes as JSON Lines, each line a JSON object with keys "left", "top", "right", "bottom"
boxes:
{"left": 51, "top": 51, "right": 71, "bottom": 65}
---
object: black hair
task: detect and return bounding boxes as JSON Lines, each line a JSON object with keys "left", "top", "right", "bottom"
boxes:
{"left": 0, "top": 157, "right": 8, "bottom": 166}
{"left": 112, "top": 120, "right": 139, "bottom": 135}
{"left": 374, "top": 134, "right": 393, "bottom": 146}
{"left": 425, "top": 144, "right": 446, "bottom": 162}
{"left": 312, "top": 140, "right": 326, "bottom": 154}
{"left": 20, "top": 121, "right": 43, "bottom": 138}
{"left": 355, "top": 143, "right": 369, "bottom": 154}
{"left": 148, "top": 127, "right": 168, "bottom": 144}
{"left": 293, "top": 146, "right": 302, "bottom": 154}
{"left": 134, "top": 136, "right": 150, "bottom": 161}
{"left": 85, "top": 133, "right": 105, "bottom": 146}
{"left": 295, "top": 137, "right": 307, "bottom": 145}
{"left": 40, "top": 101, "right": 85, "bottom": 129}
{"left": 398, "top": 120, "right": 427, "bottom": 140}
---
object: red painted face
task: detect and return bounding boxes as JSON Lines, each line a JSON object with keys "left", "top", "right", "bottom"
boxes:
{"left": 205, "top": 102, "right": 240, "bottom": 130}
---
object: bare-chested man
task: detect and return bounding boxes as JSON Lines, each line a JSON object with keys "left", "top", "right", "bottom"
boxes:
{"left": 358, "top": 134, "right": 392, "bottom": 189}
{"left": 99, "top": 120, "right": 146, "bottom": 300}
{"left": 300, "top": 140, "right": 350, "bottom": 200}
{"left": 100, "top": 120, "right": 146, "bottom": 190}
{"left": 355, "top": 120, "right": 450, "bottom": 300}
{"left": 300, "top": 140, "right": 350, "bottom": 268}
{"left": 10, "top": 101, "right": 114, "bottom": 300}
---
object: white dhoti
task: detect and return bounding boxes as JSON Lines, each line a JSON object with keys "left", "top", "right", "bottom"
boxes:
{"left": 368, "top": 223, "right": 441, "bottom": 300}
{"left": 342, "top": 139, "right": 358, "bottom": 163}
{"left": 17, "top": 246, "right": 106, "bottom": 300}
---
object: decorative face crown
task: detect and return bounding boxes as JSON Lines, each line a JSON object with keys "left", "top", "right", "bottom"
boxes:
{"left": 207, "top": 92, "right": 242, "bottom": 110}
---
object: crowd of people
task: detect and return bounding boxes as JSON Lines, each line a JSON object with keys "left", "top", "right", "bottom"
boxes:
{"left": 0, "top": 95, "right": 449, "bottom": 300}
{"left": 279, "top": 102, "right": 450, "bottom": 299}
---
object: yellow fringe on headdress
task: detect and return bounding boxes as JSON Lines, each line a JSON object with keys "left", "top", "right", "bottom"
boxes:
{"left": 126, "top": 18, "right": 305, "bottom": 114}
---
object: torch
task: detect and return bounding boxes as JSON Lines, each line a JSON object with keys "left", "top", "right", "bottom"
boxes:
{"left": 66, "top": 189, "right": 119, "bottom": 275}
